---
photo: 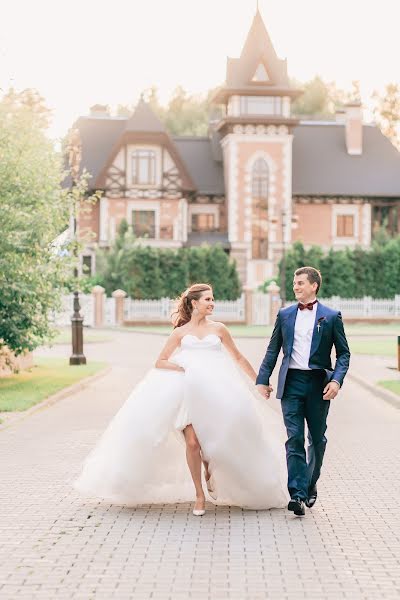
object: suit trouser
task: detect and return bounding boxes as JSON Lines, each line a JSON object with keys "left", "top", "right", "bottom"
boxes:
{"left": 281, "top": 368, "right": 330, "bottom": 500}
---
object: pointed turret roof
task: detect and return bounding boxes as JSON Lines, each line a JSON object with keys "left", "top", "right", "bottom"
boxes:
{"left": 213, "top": 10, "right": 299, "bottom": 103}
{"left": 125, "top": 97, "right": 167, "bottom": 133}
{"left": 227, "top": 10, "right": 289, "bottom": 88}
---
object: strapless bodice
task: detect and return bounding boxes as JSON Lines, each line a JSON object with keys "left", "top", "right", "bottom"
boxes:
{"left": 180, "top": 334, "right": 222, "bottom": 351}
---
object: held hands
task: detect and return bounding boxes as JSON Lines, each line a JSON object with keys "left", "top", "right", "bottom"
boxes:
{"left": 323, "top": 381, "right": 340, "bottom": 400}
{"left": 256, "top": 384, "right": 273, "bottom": 400}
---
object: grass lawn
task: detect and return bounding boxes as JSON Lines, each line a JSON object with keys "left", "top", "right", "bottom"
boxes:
{"left": 378, "top": 380, "right": 400, "bottom": 396}
{"left": 0, "top": 357, "right": 107, "bottom": 413}
{"left": 348, "top": 339, "right": 397, "bottom": 357}
{"left": 125, "top": 322, "right": 399, "bottom": 338}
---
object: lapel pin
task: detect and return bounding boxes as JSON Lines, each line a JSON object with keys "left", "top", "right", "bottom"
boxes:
{"left": 317, "top": 316, "right": 326, "bottom": 333}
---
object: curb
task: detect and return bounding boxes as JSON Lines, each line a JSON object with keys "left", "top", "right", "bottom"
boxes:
{"left": 347, "top": 371, "right": 400, "bottom": 410}
{"left": 0, "top": 365, "right": 112, "bottom": 432}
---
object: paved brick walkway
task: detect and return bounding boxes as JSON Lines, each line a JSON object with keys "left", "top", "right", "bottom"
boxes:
{"left": 0, "top": 332, "right": 400, "bottom": 599}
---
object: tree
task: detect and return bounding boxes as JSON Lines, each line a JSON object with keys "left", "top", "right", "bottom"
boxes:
{"left": 279, "top": 241, "right": 307, "bottom": 301}
{"left": 205, "top": 246, "right": 241, "bottom": 300}
{"left": 95, "top": 241, "right": 242, "bottom": 300}
{"left": 291, "top": 77, "right": 349, "bottom": 118}
{"left": 117, "top": 85, "right": 223, "bottom": 136}
{"left": 0, "top": 89, "right": 71, "bottom": 353}
{"left": 381, "top": 237, "right": 400, "bottom": 297}
{"left": 187, "top": 247, "right": 209, "bottom": 284}
{"left": 121, "top": 245, "right": 163, "bottom": 299}
{"left": 1, "top": 87, "right": 52, "bottom": 129}
{"left": 159, "top": 248, "right": 189, "bottom": 298}
{"left": 278, "top": 238, "right": 400, "bottom": 300}
{"left": 320, "top": 249, "right": 355, "bottom": 297}
{"left": 95, "top": 219, "right": 133, "bottom": 295}
{"left": 373, "top": 83, "right": 400, "bottom": 148}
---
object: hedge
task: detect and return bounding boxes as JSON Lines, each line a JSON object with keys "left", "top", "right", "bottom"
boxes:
{"left": 279, "top": 238, "right": 400, "bottom": 300}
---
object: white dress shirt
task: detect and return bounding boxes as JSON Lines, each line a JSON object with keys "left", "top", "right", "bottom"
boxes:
{"left": 288, "top": 301, "right": 318, "bottom": 370}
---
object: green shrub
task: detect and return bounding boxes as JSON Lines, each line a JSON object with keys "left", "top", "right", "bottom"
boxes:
{"left": 279, "top": 237, "right": 400, "bottom": 299}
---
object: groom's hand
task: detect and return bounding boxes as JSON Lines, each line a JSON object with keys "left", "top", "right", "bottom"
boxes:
{"left": 323, "top": 381, "right": 340, "bottom": 400}
{"left": 256, "top": 384, "right": 273, "bottom": 399}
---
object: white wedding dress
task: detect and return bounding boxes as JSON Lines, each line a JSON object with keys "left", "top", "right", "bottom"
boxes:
{"left": 74, "top": 334, "right": 289, "bottom": 509}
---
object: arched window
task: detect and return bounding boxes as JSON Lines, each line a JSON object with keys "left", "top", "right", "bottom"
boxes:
{"left": 251, "top": 158, "right": 269, "bottom": 259}
{"left": 252, "top": 158, "right": 269, "bottom": 203}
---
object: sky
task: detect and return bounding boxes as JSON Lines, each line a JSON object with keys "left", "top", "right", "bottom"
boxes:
{"left": 1, "top": 0, "right": 400, "bottom": 139}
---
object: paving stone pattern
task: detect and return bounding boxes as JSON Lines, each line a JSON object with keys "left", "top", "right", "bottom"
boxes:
{"left": 0, "top": 332, "right": 399, "bottom": 599}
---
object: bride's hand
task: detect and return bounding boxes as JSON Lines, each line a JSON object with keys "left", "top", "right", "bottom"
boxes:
{"left": 256, "top": 384, "right": 273, "bottom": 399}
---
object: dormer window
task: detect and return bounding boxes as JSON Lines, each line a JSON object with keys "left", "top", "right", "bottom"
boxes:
{"left": 251, "top": 63, "right": 270, "bottom": 83}
{"left": 132, "top": 149, "right": 156, "bottom": 185}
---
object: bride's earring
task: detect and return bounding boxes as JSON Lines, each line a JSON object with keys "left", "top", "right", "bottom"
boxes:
{"left": 192, "top": 306, "right": 199, "bottom": 316}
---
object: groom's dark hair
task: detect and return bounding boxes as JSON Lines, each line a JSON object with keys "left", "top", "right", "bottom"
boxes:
{"left": 294, "top": 266, "right": 322, "bottom": 294}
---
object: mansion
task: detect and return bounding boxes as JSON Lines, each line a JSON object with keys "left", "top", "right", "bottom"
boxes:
{"left": 74, "top": 10, "right": 400, "bottom": 287}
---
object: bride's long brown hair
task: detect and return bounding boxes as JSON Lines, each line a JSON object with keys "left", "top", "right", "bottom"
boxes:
{"left": 172, "top": 283, "right": 213, "bottom": 328}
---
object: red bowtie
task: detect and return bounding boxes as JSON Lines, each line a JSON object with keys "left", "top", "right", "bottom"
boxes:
{"left": 298, "top": 300, "right": 317, "bottom": 311}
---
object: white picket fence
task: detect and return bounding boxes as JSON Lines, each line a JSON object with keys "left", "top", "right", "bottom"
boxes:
{"left": 123, "top": 294, "right": 246, "bottom": 323}
{"left": 51, "top": 294, "right": 95, "bottom": 327}
{"left": 319, "top": 295, "right": 400, "bottom": 318}
{"left": 104, "top": 297, "right": 116, "bottom": 326}
{"left": 52, "top": 293, "right": 400, "bottom": 327}
{"left": 252, "top": 292, "right": 271, "bottom": 325}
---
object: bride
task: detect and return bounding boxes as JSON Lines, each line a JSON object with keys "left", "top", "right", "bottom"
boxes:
{"left": 74, "top": 283, "right": 288, "bottom": 514}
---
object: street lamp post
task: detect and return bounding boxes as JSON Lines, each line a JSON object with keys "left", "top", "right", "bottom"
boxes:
{"left": 68, "top": 128, "right": 86, "bottom": 366}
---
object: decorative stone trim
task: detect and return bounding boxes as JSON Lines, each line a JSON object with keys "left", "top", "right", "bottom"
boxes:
{"left": 231, "top": 125, "right": 289, "bottom": 136}
{"left": 294, "top": 196, "right": 367, "bottom": 205}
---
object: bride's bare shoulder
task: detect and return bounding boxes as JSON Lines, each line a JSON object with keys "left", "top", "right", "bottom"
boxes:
{"left": 208, "top": 321, "right": 229, "bottom": 335}
{"left": 171, "top": 323, "right": 191, "bottom": 340}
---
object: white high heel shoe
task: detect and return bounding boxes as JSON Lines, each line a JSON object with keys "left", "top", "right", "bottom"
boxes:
{"left": 193, "top": 498, "right": 206, "bottom": 516}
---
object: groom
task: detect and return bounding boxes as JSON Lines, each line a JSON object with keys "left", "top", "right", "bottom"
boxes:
{"left": 256, "top": 267, "right": 350, "bottom": 516}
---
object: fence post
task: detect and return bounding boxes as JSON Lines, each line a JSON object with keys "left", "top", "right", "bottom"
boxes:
{"left": 112, "top": 289, "right": 127, "bottom": 325}
{"left": 395, "top": 295, "right": 400, "bottom": 318}
{"left": 92, "top": 285, "right": 105, "bottom": 327}
{"left": 161, "top": 297, "right": 170, "bottom": 320}
{"left": 363, "top": 296, "right": 372, "bottom": 318}
{"left": 267, "top": 281, "right": 281, "bottom": 325}
{"left": 244, "top": 288, "right": 254, "bottom": 325}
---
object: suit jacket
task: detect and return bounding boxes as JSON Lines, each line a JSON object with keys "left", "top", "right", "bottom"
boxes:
{"left": 256, "top": 302, "right": 351, "bottom": 399}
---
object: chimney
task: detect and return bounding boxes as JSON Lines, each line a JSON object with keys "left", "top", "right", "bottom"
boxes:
{"left": 89, "top": 104, "right": 110, "bottom": 118}
{"left": 344, "top": 102, "right": 363, "bottom": 155}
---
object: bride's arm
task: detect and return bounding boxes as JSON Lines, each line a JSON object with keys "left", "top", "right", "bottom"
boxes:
{"left": 219, "top": 324, "right": 257, "bottom": 382}
{"left": 155, "top": 330, "right": 184, "bottom": 371}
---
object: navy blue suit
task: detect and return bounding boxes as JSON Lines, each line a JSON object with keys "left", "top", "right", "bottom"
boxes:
{"left": 256, "top": 302, "right": 350, "bottom": 500}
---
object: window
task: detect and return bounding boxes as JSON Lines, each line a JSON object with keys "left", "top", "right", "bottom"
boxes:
{"left": 132, "top": 150, "right": 156, "bottom": 185}
{"left": 336, "top": 215, "right": 354, "bottom": 237}
{"left": 240, "top": 96, "right": 281, "bottom": 116}
{"left": 251, "top": 158, "right": 269, "bottom": 259}
{"left": 192, "top": 213, "right": 215, "bottom": 232}
{"left": 132, "top": 210, "right": 156, "bottom": 238}
{"left": 372, "top": 203, "right": 399, "bottom": 237}
{"left": 251, "top": 63, "right": 269, "bottom": 83}
{"left": 252, "top": 158, "right": 269, "bottom": 203}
